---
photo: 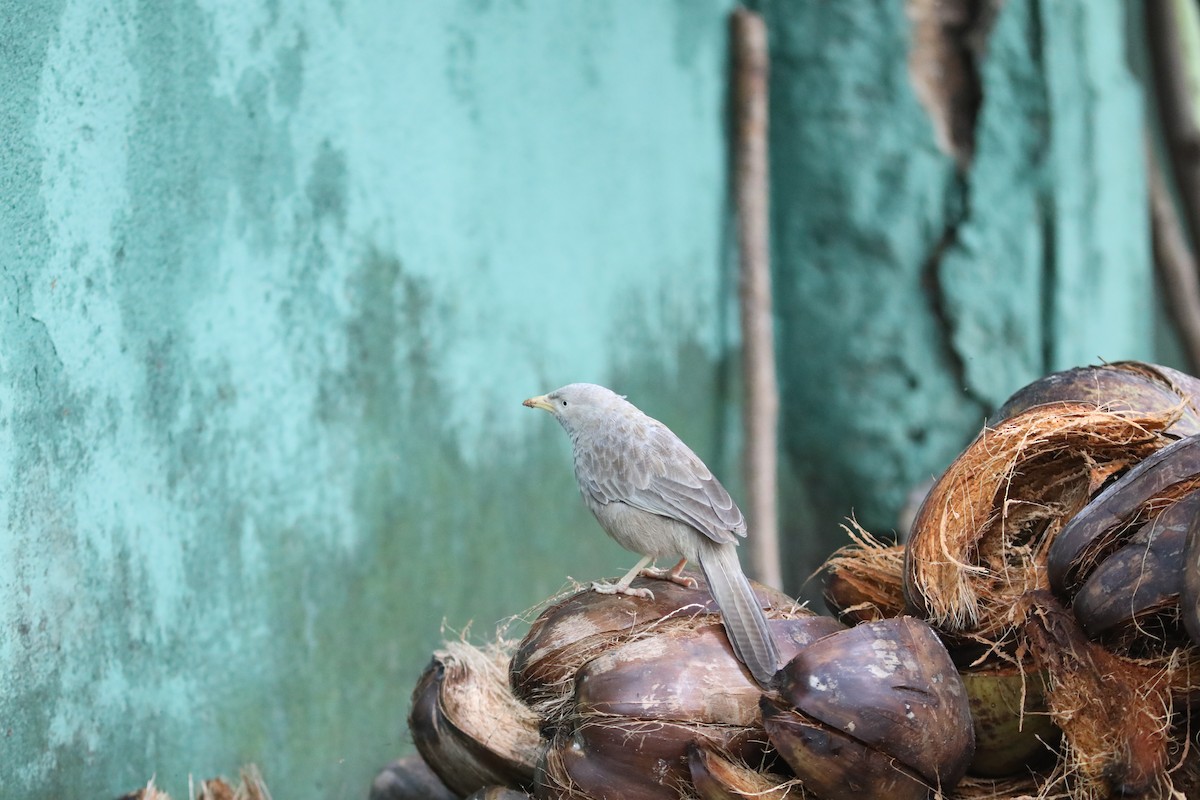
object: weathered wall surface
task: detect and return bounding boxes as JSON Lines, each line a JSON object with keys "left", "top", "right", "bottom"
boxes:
{"left": 760, "top": 0, "right": 1157, "bottom": 571}
{"left": 0, "top": 0, "right": 1172, "bottom": 796}
{"left": 0, "top": 2, "right": 736, "bottom": 797}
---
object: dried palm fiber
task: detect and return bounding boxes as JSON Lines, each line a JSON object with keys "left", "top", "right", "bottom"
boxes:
{"left": 120, "top": 767, "right": 272, "bottom": 800}
{"left": 686, "top": 744, "right": 802, "bottom": 800}
{"left": 409, "top": 639, "right": 542, "bottom": 796}
{"left": 904, "top": 403, "right": 1174, "bottom": 639}
{"left": 1016, "top": 591, "right": 1181, "bottom": 799}
{"left": 466, "top": 788, "right": 536, "bottom": 800}
{"left": 822, "top": 522, "right": 906, "bottom": 624}
{"left": 950, "top": 773, "right": 1065, "bottom": 800}
{"left": 117, "top": 779, "right": 173, "bottom": 800}
{"left": 197, "top": 767, "right": 272, "bottom": 800}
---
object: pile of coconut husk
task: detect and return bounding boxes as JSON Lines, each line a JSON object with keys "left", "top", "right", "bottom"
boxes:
{"left": 384, "top": 362, "right": 1200, "bottom": 799}
{"left": 119, "top": 766, "right": 272, "bottom": 800}
{"left": 828, "top": 361, "right": 1200, "bottom": 799}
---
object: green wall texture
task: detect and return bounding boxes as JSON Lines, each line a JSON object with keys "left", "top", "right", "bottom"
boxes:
{"left": 0, "top": 1, "right": 1170, "bottom": 798}
{"left": 759, "top": 0, "right": 1159, "bottom": 573}
{"left": 1, "top": 1, "right": 737, "bottom": 797}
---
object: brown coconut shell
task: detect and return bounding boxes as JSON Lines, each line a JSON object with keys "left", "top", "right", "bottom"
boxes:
{"left": 772, "top": 616, "right": 975, "bottom": 790}
{"left": 369, "top": 753, "right": 458, "bottom": 800}
{"left": 521, "top": 577, "right": 823, "bottom": 799}
{"left": 992, "top": 361, "right": 1200, "bottom": 436}
{"left": 1048, "top": 434, "right": 1200, "bottom": 595}
{"left": 573, "top": 617, "right": 842, "bottom": 726}
{"left": 760, "top": 698, "right": 929, "bottom": 800}
{"left": 904, "top": 403, "right": 1172, "bottom": 638}
{"left": 535, "top": 715, "right": 771, "bottom": 800}
{"left": 1070, "top": 490, "right": 1197, "bottom": 641}
{"left": 409, "top": 641, "right": 542, "bottom": 796}
{"left": 510, "top": 571, "right": 802, "bottom": 717}
{"left": 1184, "top": 505, "right": 1200, "bottom": 647}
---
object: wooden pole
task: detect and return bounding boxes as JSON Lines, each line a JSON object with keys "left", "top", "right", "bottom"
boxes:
{"left": 731, "top": 8, "right": 782, "bottom": 589}
{"left": 1148, "top": 141, "right": 1200, "bottom": 371}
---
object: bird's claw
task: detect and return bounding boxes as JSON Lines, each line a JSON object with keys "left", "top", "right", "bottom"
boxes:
{"left": 591, "top": 580, "right": 654, "bottom": 600}
{"left": 639, "top": 566, "right": 698, "bottom": 589}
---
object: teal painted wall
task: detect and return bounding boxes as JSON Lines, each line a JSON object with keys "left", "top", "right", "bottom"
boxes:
{"left": 0, "top": 2, "right": 737, "bottom": 797}
{"left": 0, "top": 1, "right": 1171, "bottom": 797}
{"left": 760, "top": 0, "right": 1159, "bottom": 575}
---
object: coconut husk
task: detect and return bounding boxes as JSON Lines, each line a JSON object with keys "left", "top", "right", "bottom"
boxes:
{"left": 369, "top": 753, "right": 457, "bottom": 800}
{"left": 1016, "top": 591, "right": 1177, "bottom": 798}
{"left": 1048, "top": 436, "right": 1200, "bottom": 596}
{"left": 120, "top": 767, "right": 272, "bottom": 800}
{"left": 1069, "top": 493, "right": 1192, "bottom": 643}
{"left": 197, "top": 767, "right": 272, "bottom": 800}
{"left": 904, "top": 404, "right": 1173, "bottom": 639}
{"left": 117, "top": 779, "right": 174, "bottom": 800}
{"left": 991, "top": 361, "right": 1200, "bottom": 436}
{"left": 409, "top": 639, "right": 543, "bottom": 796}
{"left": 510, "top": 572, "right": 810, "bottom": 722}
{"left": 465, "top": 788, "right": 535, "bottom": 800}
{"left": 949, "top": 773, "right": 1070, "bottom": 799}
{"left": 536, "top": 715, "right": 772, "bottom": 800}
{"left": 822, "top": 523, "right": 906, "bottom": 625}
{"left": 686, "top": 744, "right": 802, "bottom": 800}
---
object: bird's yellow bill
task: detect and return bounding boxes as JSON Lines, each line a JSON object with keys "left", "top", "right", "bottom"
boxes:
{"left": 523, "top": 394, "right": 554, "bottom": 411}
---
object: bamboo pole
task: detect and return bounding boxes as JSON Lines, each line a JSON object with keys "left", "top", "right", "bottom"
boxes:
{"left": 731, "top": 8, "right": 782, "bottom": 589}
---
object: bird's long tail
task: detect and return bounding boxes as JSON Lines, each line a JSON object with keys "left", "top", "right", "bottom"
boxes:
{"left": 697, "top": 541, "right": 780, "bottom": 688}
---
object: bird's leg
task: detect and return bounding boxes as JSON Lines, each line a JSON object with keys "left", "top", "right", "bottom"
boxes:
{"left": 639, "top": 557, "right": 699, "bottom": 588}
{"left": 591, "top": 556, "right": 655, "bottom": 599}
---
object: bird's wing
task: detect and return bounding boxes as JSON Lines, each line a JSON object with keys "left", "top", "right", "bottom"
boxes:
{"left": 577, "top": 422, "right": 745, "bottom": 545}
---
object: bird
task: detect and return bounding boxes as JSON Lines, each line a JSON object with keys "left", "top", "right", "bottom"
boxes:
{"left": 523, "top": 382, "right": 780, "bottom": 687}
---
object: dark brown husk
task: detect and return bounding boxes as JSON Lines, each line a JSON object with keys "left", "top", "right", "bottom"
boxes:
{"left": 773, "top": 616, "right": 975, "bottom": 789}
{"left": 1048, "top": 436, "right": 1200, "bottom": 595}
{"left": 511, "top": 571, "right": 807, "bottom": 722}
{"left": 409, "top": 640, "right": 542, "bottom": 796}
{"left": 369, "top": 753, "right": 457, "bottom": 800}
{"left": 992, "top": 361, "right": 1200, "bottom": 436}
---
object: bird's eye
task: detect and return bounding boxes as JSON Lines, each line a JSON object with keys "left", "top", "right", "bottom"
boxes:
{"left": 561, "top": 399, "right": 568, "bottom": 407}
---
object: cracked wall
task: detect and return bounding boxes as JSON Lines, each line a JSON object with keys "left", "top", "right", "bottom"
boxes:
{"left": 0, "top": 2, "right": 738, "bottom": 797}
{"left": 759, "top": 0, "right": 1159, "bottom": 573}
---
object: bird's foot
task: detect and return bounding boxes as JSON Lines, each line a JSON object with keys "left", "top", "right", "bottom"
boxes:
{"left": 590, "top": 580, "right": 654, "bottom": 600}
{"left": 639, "top": 557, "right": 698, "bottom": 588}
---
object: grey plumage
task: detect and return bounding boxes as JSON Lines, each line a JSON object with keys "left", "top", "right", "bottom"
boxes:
{"left": 523, "top": 382, "right": 780, "bottom": 687}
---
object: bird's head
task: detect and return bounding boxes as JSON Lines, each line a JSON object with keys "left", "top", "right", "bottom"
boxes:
{"left": 523, "top": 383, "right": 630, "bottom": 436}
